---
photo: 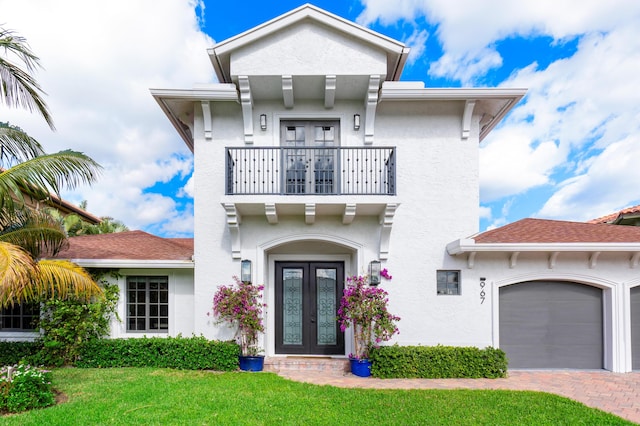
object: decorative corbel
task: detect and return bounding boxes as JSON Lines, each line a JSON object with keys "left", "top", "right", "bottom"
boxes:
{"left": 548, "top": 251, "right": 559, "bottom": 269}
{"left": 238, "top": 76, "right": 254, "bottom": 144}
{"left": 631, "top": 252, "right": 640, "bottom": 268}
{"left": 509, "top": 252, "right": 519, "bottom": 269}
{"left": 378, "top": 203, "right": 397, "bottom": 260}
{"left": 305, "top": 203, "right": 316, "bottom": 224}
{"left": 364, "top": 75, "right": 380, "bottom": 144}
{"left": 223, "top": 203, "right": 242, "bottom": 259}
{"left": 467, "top": 251, "right": 476, "bottom": 269}
{"left": 342, "top": 203, "right": 356, "bottom": 224}
{"left": 201, "top": 101, "right": 212, "bottom": 140}
{"left": 324, "top": 75, "right": 336, "bottom": 109}
{"left": 462, "top": 100, "right": 476, "bottom": 140}
{"left": 264, "top": 203, "right": 278, "bottom": 224}
{"left": 282, "top": 75, "right": 294, "bottom": 109}
{"left": 589, "top": 251, "right": 600, "bottom": 269}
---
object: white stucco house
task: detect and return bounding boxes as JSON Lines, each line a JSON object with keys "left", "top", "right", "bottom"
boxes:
{"left": 5, "top": 4, "right": 640, "bottom": 373}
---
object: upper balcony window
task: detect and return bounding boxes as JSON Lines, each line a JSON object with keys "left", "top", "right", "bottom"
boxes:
{"left": 281, "top": 121, "right": 339, "bottom": 195}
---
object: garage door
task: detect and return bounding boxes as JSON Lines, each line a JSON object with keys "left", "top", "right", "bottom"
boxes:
{"left": 500, "top": 281, "right": 603, "bottom": 369}
{"left": 632, "top": 287, "right": 640, "bottom": 370}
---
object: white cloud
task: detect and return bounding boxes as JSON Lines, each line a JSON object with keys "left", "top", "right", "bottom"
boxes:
{"left": 404, "top": 29, "right": 429, "bottom": 65}
{"left": 359, "top": 0, "right": 640, "bottom": 81}
{"left": 538, "top": 135, "right": 640, "bottom": 221}
{"left": 355, "top": 0, "right": 640, "bottom": 220}
{"left": 0, "top": 0, "right": 214, "bottom": 236}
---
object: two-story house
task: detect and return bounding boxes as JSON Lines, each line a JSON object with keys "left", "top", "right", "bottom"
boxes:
{"left": 48, "top": 4, "right": 640, "bottom": 373}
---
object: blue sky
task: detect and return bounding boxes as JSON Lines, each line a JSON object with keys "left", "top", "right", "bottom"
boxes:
{"left": 1, "top": 0, "right": 640, "bottom": 236}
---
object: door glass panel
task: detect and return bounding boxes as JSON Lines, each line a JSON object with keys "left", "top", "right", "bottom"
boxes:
{"left": 316, "top": 268, "right": 337, "bottom": 345}
{"left": 283, "top": 268, "right": 303, "bottom": 345}
{"left": 313, "top": 126, "right": 335, "bottom": 194}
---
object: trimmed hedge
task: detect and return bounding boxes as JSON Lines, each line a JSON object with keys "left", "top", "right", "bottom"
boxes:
{"left": 75, "top": 336, "right": 240, "bottom": 371}
{"left": 0, "top": 341, "right": 42, "bottom": 366}
{"left": 369, "top": 345, "right": 508, "bottom": 378}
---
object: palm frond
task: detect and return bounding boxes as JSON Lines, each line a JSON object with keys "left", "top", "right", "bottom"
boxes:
{"left": 0, "top": 122, "right": 46, "bottom": 164}
{"left": 35, "top": 259, "right": 102, "bottom": 302}
{"left": 0, "top": 28, "right": 54, "bottom": 129}
{"left": 0, "top": 209, "right": 68, "bottom": 258}
{"left": 0, "top": 241, "right": 37, "bottom": 308}
{"left": 0, "top": 150, "right": 102, "bottom": 213}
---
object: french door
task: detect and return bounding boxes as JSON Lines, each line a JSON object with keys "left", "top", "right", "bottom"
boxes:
{"left": 281, "top": 121, "right": 339, "bottom": 194}
{"left": 275, "top": 262, "right": 345, "bottom": 355}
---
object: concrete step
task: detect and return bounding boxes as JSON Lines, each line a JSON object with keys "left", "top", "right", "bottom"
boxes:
{"left": 264, "top": 357, "right": 349, "bottom": 374}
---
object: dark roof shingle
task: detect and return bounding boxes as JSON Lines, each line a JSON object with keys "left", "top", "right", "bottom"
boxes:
{"left": 474, "top": 218, "right": 640, "bottom": 244}
{"left": 54, "top": 230, "right": 193, "bottom": 261}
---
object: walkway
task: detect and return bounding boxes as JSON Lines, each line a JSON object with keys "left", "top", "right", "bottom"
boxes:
{"left": 277, "top": 370, "right": 640, "bottom": 424}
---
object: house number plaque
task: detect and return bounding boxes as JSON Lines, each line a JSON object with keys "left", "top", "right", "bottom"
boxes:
{"left": 479, "top": 277, "right": 486, "bottom": 304}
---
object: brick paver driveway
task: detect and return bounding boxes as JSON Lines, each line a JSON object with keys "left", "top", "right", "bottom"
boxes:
{"left": 278, "top": 370, "right": 640, "bottom": 424}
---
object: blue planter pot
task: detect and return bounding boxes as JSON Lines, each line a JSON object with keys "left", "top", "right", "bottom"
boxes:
{"left": 239, "top": 355, "right": 265, "bottom": 372}
{"left": 349, "top": 358, "right": 372, "bottom": 377}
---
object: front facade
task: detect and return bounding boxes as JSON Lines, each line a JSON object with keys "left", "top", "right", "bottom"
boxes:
{"left": 31, "top": 5, "right": 640, "bottom": 372}
{"left": 151, "top": 4, "right": 526, "bottom": 360}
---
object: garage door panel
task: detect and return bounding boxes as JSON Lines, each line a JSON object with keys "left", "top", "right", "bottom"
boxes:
{"left": 500, "top": 281, "right": 603, "bottom": 369}
{"left": 632, "top": 287, "right": 640, "bottom": 370}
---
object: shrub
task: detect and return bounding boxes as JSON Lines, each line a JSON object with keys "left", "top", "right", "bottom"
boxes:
{"left": 210, "top": 276, "right": 265, "bottom": 356}
{"left": 34, "top": 275, "right": 120, "bottom": 366}
{"left": 76, "top": 335, "right": 240, "bottom": 371}
{"left": 0, "top": 364, "right": 54, "bottom": 413}
{"left": 370, "top": 345, "right": 508, "bottom": 378}
{"left": 0, "top": 341, "right": 42, "bottom": 366}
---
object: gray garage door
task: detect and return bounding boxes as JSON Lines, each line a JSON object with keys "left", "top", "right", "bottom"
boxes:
{"left": 500, "top": 281, "right": 603, "bottom": 369}
{"left": 632, "top": 287, "right": 640, "bottom": 370}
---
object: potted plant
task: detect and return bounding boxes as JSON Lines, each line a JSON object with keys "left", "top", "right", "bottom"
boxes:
{"left": 337, "top": 269, "right": 400, "bottom": 377}
{"left": 210, "top": 276, "right": 265, "bottom": 371}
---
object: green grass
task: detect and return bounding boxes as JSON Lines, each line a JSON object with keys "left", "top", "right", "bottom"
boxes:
{"left": 0, "top": 368, "right": 632, "bottom": 425}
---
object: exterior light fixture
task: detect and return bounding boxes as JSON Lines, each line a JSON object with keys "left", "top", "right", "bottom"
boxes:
{"left": 260, "top": 114, "right": 267, "bottom": 130}
{"left": 369, "top": 260, "right": 381, "bottom": 286}
{"left": 353, "top": 113, "right": 360, "bottom": 130}
{"left": 241, "top": 259, "right": 252, "bottom": 283}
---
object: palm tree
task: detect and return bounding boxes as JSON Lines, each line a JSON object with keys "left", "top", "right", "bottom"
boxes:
{"left": 0, "top": 28, "right": 54, "bottom": 129}
{"left": 0, "top": 29, "right": 102, "bottom": 308}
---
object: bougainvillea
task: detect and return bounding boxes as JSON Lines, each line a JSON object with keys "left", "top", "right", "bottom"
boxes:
{"left": 210, "top": 276, "right": 265, "bottom": 355}
{"left": 337, "top": 274, "right": 400, "bottom": 360}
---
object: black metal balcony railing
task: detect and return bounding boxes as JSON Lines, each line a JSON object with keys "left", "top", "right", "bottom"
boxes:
{"left": 226, "top": 147, "right": 396, "bottom": 195}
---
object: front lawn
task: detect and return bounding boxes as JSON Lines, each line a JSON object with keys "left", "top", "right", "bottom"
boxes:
{"left": 1, "top": 368, "right": 631, "bottom": 425}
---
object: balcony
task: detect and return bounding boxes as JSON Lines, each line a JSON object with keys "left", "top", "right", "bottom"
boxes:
{"left": 226, "top": 147, "right": 396, "bottom": 196}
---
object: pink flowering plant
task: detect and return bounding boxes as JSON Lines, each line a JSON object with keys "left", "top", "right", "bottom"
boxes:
{"left": 210, "top": 276, "right": 265, "bottom": 356}
{"left": 337, "top": 273, "right": 400, "bottom": 360}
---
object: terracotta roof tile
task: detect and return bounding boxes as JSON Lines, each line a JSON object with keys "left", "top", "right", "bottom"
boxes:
{"left": 53, "top": 230, "right": 194, "bottom": 261}
{"left": 588, "top": 205, "right": 640, "bottom": 224}
{"left": 474, "top": 218, "right": 640, "bottom": 244}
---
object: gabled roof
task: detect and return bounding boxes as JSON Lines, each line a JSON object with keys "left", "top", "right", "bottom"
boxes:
{"left": 208, "top": 3, "right": 409, "bottom": 83}
{"left": 588, "top": 205, "right": 640, "bottom": 225}
{"left": 447, "top": 218, "right": 640, "bottom": 256}
{"left": 53, "top": 230, "right": 194, "bottom": 268}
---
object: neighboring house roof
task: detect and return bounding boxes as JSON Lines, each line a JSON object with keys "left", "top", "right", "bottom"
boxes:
{"left": 36, "top": 194, "right": 101, "bottom": 225}
{"left": 53, "top": 230, "right": 194, "bottom": 268}
{"left": 588, "top": 205, "right": 640, "bottom": 225}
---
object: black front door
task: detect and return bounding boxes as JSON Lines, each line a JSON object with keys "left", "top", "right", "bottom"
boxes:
{"left": 275, "top": 262, "right": 345, "bottom": 355}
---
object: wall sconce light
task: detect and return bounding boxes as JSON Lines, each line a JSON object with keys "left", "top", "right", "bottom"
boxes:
{"left": 260, "top": 114, "right": 267, "bottom": 131}
{"left": 369, "top": 260, "right": 381, "bottom": 286}
{"left": 241, "top": 259, "right": 252, "bottom": 283}
{"left": 353, "top": 114, "right": 360, "bottom": 130}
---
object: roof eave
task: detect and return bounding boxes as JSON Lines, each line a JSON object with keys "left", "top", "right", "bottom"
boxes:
{"left": 70, "top": 259, "right": 195, "bottom": 269}
{"left": 447, "top": 239, "right": 640, "bottom": 255}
